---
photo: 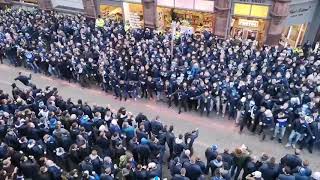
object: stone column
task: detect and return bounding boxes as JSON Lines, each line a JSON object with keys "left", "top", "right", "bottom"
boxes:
{"left": 142, "top": 0, "right": 157, "bottom": 29}
{"left": 214, "top": 0, "right": 230, "bottom": 38}
{"left": 265, "top": 0, "right": 291, "bottom": 46}
{"left": 38, "top": 0, "right": 53, "bottom": 10}
{"left": 82, "top": 0, "right": 97, "bottom": 18}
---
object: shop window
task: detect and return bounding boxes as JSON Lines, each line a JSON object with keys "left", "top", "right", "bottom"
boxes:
{"left": 250, "top": 5, "right": 268, "bottom": 18}
{"left": 99, "top": 5, "right": 123, "bottom": 21}
{"left": 234, "top": 3, "right": 251, "bottom": 16}
{"left": 282, "top": 24, "right": 307, "bottom": 48}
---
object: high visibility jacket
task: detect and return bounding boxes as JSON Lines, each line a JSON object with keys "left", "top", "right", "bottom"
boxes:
{"left": 95, "top": 18, "right": 105, "bottom": 28}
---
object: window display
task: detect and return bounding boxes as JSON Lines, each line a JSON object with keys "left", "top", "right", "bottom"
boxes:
{"left": 282, "top": 24, "right": 307, "bottom": 47}
{"left": 99, "top": 5, "right": 123, "bottom": 21}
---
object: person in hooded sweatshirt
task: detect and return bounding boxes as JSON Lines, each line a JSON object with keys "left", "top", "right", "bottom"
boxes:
{"left": 208, "top": 155, "right": 223, "bottom": 176}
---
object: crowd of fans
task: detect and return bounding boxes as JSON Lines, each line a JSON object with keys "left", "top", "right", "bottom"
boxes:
{"left": 1, "top": 8, "right": 319, "bottom": 152}
{"left": 0, "top": 7, "right": 320, "bottom": 179}
{"left": 0, "top": 77, "right": 319, "bottom": 180}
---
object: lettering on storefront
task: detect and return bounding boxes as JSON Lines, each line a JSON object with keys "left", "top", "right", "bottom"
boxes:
{"left": 234, "top": 0, "right": 273, "bottom": 5}
{"left": 239, "top": 19, "right": 259, "bottom": 27}
{"left": 238, "top": 0, "right": 265, "bottom": 4}
{"left": 285, "top": 1, "right": 316, "bottom": 26}
{"left": 289, "top": 6, "right": 312, "bottom": 18}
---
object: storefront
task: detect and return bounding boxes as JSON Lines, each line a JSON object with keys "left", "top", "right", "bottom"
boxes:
{"left": 281, "top": 0, "right": 317, "bottom": 47}
{"left": 230, "top": 0, "right": 272, "bottom": 43}
{"left": 157, "top": 0, "right": 215, "bottom": 33}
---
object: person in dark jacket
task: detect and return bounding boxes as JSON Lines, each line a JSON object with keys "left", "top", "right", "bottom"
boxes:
{"left": 278, "top": 166, "right": 295, "bottom": 180}
{"left": 14, "top": 72, "right": 32, "bottom": 87}
{"left": 205, "top": 145, "right": 218, "bottom": 173}
{"left": 137, "top": 138, "right": 151, "bottom": 165}
{"left": 220, "top": 148, "right": 234, "bottom": 171}
{"left": 207, "top": 155, "right": 223, "bottom": 176}
{"left": 280, "top": 149, "right": 302, "bottom": 170}
{"left": 134, "top": 164, "right": 148, "bottom": 180}
{"left": 184, "top": 157, "right": 203, "bottom": 180}
{"left": 172, "top": 168, "right": 190, "bottom": 180}
{"left": 242, "top": 156, "right": 257, "bottom": 180}
{"left": 19, "top": 156, "right": 39, "bottom": 179}
{"left": 259, "top": 157, "right": 280, "bottom": 180}
{"left": 173, "top": 134, "right": 186, "bottom": 159}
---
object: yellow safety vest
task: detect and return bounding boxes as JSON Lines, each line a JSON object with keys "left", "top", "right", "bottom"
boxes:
{"left": 95, "top": 18, "right": 105, "bottom": 28}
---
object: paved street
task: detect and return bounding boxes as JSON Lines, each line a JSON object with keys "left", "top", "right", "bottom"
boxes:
{"left": 0, "top": 64, "right": 319, "bottom": 170}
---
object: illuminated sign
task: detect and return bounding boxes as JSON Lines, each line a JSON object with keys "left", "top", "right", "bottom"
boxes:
{"left": 239, "top": 19, "right": 259, "bottom": 27}
{"left": 175, "top": 0, "right": 194, "bottom": 9}
{"left": 157, "top": 0, "right": 174, "bottom": 7}
{"left": 194, "top": 0, "right": 214, "bottom": 12}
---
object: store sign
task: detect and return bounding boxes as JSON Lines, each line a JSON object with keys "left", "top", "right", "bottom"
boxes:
{"left": 285, "top": 1, "right": 317, "bottom": 26}
{"left": 239, "top": 19, "right": 259, "bottom": 27}
{"left": 124, "top": 0, "right": 142, "bottom": 3}
{"left": 175, "top": 0, "right": 194, "bottom": 9}
{"left": 194, "top": 0, "right": 214, "bottom": 12}
{"left": 233, "top": 0, "right": 273, "bottom": 5}
{"left": 157, "top": 0, "right": 174, "bottom": 7}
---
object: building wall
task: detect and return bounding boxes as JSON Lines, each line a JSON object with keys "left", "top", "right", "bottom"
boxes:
{"left": 51, "top": 0, "right": 84, "bottom": 9}
{"left": 303, "top": 0, "right": 320, "bottom": 43}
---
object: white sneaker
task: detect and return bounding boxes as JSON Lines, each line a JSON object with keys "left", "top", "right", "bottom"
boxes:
{"left": 285, "top": 143, "right": 291, "bottom": 147}
{"left": 292, "top": 144, "right": 296, "bottom": 149}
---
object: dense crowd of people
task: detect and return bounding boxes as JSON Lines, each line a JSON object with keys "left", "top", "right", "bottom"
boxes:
{"left": 0, "top": 77, "right": 319, "bottom": 180}
{"left": 0, "top": 7, "right": 320, "bottom": 179}
{"left": 1, "top": 8, "right": 319, "bottom": 152}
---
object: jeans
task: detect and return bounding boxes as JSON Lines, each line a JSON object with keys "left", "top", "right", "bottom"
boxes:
{"left": 235, "top": 110, "right": 241, "bottom": 124}
{"left": 273, "top": 124, "right": 286, "bottom": 140}
{"left": 7, "top": 56, "right": 17, "bottom": 66}
{"left": 222, "top": 103, "right": 227, "bottom": 116}
{"left": 288, "top": 130, "right": 302, "bottom": 145}
{"left": 215, "top": 96, "right": 220, "bottom": 113}
{"left": 27, "top": 62, "right": 39, "bottom": 73}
